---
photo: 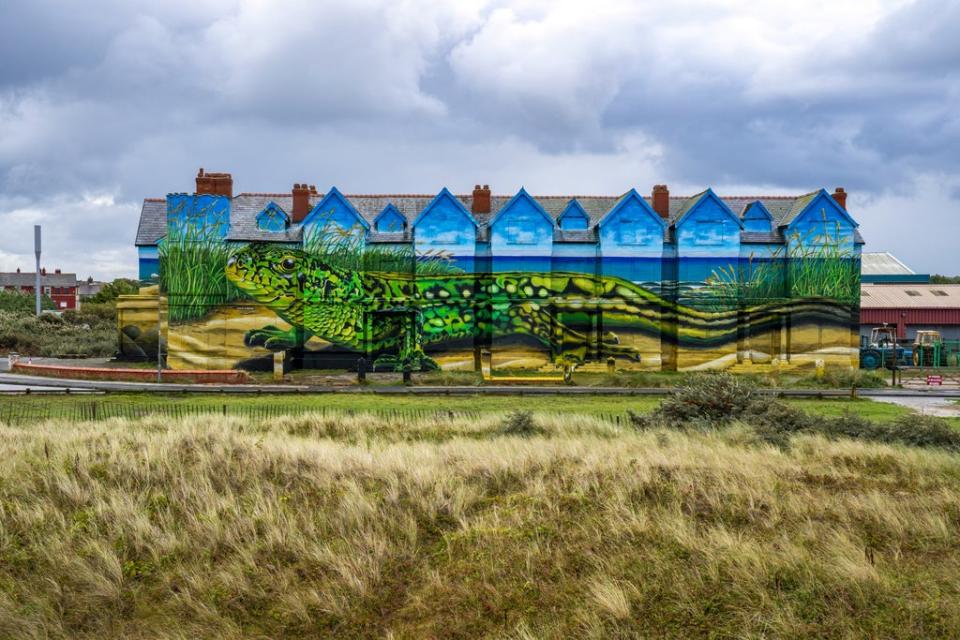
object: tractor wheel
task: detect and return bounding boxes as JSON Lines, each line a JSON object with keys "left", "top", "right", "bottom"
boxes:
{"left": 913, "top": 349, "right": 921, "bottom": 367}
{"left": 860, "top": 349, "right": 882, "bottom": 370}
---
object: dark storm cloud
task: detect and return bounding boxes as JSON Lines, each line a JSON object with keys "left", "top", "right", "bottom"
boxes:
{"left": 0, "top": 0, "right": 957, "bottom": 278}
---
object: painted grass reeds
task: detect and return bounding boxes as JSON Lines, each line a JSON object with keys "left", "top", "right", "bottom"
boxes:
{"left": 303, "top": 213, "right": 461, "bottom": 276}
{"left": 2, "top": 409, "right": 960, "bottom": 638}
{"left": 159, "top": 219, "right": 239, "bottom": 323}
{"left": 705, "top": 209, "right": 860, "bottom": 307}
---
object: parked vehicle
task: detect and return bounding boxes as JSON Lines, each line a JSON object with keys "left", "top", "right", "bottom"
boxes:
{"left": 860, "top": 326, "right": 912, "bottom": 369}
{"left": 912, "top": 330, "right": 948, "bottom": 367}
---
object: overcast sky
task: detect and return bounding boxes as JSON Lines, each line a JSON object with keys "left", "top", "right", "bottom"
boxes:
{"left": 1, "top": 0, "right": 958, "bottom": 279}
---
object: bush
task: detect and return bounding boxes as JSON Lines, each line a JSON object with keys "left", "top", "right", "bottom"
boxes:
{"left": 0, "top": 310, "right": 117, "bottom": 357}
{"left": 86, "top": 278, "right": 140, "bottom": 303}
{"left": 800, "top": 367, "right": 887, "bottom": 389}
{"left": 497, "top": 410, "right": 546, "bottom": 437}
{"left": 0, "top": 290, "right": 54, "bottom": 314}
{"left": 633, "top": 373, "right": 757, "bottom": 429}
{"left": 631, "top": 375, "right": 960, "bottom": 452}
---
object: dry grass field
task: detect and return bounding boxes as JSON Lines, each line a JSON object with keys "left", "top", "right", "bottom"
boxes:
{"left": 1, "top": 406, "right": 960, "bottom": 638}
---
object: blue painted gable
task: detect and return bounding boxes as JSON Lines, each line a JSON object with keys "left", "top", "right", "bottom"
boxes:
{"left": 558, "top": 200, "right": 590, "bottom": 230}
{"left": 256, "top": 202, "right": 290, "bottom": 232}
{"left": 675, "top": 189, "right": 742, "bottom": 257}
{"left": 786, "top": 190, "right": 858, "bottom": 252}
{"left": 742, "top": 201, "right": 773, "bottom": 233}
{"left": 374, "top": 204, "right": 406, "bottom": 233}
{"left": 490, "top": 188, "right": 554, "bottom": 256}
{"left": 598, "top": 189, "right": 665, "bottom": 256}
{"left": 301, "top": 186, "right": 369, "bottom": 232}
{"left": 413, "top": 188, "right": 477, "bottom": 262}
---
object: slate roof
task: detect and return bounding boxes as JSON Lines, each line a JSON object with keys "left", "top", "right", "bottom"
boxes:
{"left": 0, "top": 271, "right": 78, "bottom": 288}
{"left": 135, "top": 199, "right": 167, "bottom": 246}
{"left": 134, "top": 190, "right": 860, "bottom": 246}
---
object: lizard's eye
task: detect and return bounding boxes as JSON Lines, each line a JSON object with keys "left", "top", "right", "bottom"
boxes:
{"left": 281, "top": 257, "right": 296, "bottom": 271}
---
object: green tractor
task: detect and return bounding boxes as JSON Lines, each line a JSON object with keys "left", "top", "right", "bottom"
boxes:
{"left": 912, "top": 330, "right": 948, "bottom": 367}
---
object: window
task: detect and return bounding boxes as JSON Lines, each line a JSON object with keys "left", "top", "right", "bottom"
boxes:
{"left": 931, "top": 290, "right": 949, "bottom": 297}
{"left": 905, "top": 290, "right": 921, "bottom": 297}
{"left": 614, "top": 217, "right": 653, "bottom": 245}
{"left": 692, "top": 219, "right": 727, "bottom": 246}
{"left": 861, "top": 291, "right": 870, "bottom": 296}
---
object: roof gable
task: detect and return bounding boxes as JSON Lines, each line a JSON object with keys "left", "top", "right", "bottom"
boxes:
{"left": 558, "top": 199, "right": 590, "bottom": 230}
{"left": 783, "top": 189, "right": 858, "bottom": 229}
{"left": 742, "top": 200, "right": 773, "bottom": 222}
{"left": 489, "top": 188, "right": 554, "bottom": 228}
{"left": 255, "top": 202, "right": 290, "bottom": 232}
{"left": 302, "top": 186, "right": 369, "bottom": 230}
{"left": 742, "top": 200, "right": 773, "bottom": 233}
{"left": 373, "top": 204, "right": 406, "bottom": 232}
{"left": 413, "top": 187, "right": 478, "bottom": 228}
{"left": 674, "top": 188, "right": 742, "bottom": 229}
{"left": 598, "top": 189, "right": 666, "bottom": 230}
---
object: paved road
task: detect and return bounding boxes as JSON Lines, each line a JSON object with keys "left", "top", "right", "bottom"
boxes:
{"left": 870, "top": 395, "right": 960, "bottom": 417}
{"left": 3, "top": 372, "right": 960, "bottom": 398}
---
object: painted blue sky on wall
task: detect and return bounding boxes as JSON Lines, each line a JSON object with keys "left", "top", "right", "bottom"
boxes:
{"left": 0, "top": 0, "right": 957, "bottom": 280}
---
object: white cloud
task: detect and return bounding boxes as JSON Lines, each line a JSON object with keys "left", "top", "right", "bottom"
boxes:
{"left": 0, "top": 0, "right": 958, "bottom": 277}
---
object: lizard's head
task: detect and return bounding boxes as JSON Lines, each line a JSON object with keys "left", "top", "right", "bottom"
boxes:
{"left": 226, "top": 244, "right": 323, "bottom": 311}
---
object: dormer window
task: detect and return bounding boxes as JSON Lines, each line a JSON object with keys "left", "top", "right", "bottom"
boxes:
{"left": 255, "top": 202, "right": 290, "bottom": 232}
{"left": 558, "top": 200, "right": 590, "bottom": 230}
{"left": 374, "top": 205, "right": 406, "bottom": 233}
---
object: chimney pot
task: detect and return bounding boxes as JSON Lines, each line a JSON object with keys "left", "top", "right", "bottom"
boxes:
{"left": 832, "top": 187, "right": 847, "bottom": 210}
{"left": 652, "top": 184, "right": 670, "bottom": 219}
{"left": 472, "top": 184, "right": 492, "bottom": 215}
{"left": 16, "top": 268, "right": 20, "bottom": 273}
{"left": 55, "top": 268, "right": 60, "bottom": 274}
{"left": 41, "top": 267, "right": 46, "bottom": 275}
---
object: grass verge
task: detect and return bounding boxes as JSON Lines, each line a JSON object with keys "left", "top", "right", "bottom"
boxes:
{"left": 1, "top": 410, "right": 959, "bottom": 638}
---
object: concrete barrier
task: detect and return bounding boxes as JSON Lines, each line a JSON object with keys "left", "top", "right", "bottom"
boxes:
{"left": 11, "top": 362, "right": 249, "bottom": 384}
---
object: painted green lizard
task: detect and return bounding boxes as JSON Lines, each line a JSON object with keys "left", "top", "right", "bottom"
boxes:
{"left": 226, "top": 244, "right": 656, "bottom": 369}
{"left": 224, "top": 244, "right": 772, "bottom": 370}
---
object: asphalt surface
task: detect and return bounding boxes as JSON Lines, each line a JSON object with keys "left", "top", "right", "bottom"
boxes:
{"left": 2, "top": 372, "right": 960, "bottom": 399}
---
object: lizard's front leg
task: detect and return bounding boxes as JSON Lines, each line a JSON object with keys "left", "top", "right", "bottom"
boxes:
{"left": 244, "top": 325, "right": 304, "bottom": 351}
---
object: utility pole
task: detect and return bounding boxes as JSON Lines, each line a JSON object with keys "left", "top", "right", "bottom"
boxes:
{"left": 34, "top": 225, "right": 41, "bottom": 316}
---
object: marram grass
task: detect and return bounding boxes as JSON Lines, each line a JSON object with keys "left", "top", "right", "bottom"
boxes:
{"left": 1, "top": 411, "right": 959, "bottom": 639}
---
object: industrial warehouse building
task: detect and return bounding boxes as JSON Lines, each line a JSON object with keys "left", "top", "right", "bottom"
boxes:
{"left": 859, "top": 252, "right": 960, "bottom": 342}
{"left": 124, "top": 170, "right": 863, "bottom": 372}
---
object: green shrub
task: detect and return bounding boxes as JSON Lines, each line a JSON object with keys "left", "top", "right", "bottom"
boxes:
{"left": 0, "top": 310, "right": 117, "bottom": 357}
{"left": 87, "top": 278, "right": 140, "bottom": 303}
{"left": 497, "top": 410, "right": 546, "bottom": 437}
{"left": 0, "top": 290, "right": 54, "bottom": 313}
{"left": 637, "top": 373, "right": 757, "bottom": 428}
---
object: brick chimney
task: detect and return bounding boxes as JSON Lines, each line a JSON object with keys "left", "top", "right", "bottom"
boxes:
{"left": 292, "top": 183, "right": 312, "bottom": 223}
{"left": 195, "top": 168, "right": 233, "bottom": 198}
{"left": 652, "top": 184, "right": 670, "bottom": 219}
{"left": 55, "top": 268, "right": 61, "bottom": 274}
{"left": 472, "top": 184, "right": 491, "bottom": 215}
{"left": 832, "top": 187, "right": 847, "bottom": 210}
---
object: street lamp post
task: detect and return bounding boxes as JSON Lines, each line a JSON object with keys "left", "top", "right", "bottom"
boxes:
{"left": 34, "top": 226, "right": 41, "bottom": 317}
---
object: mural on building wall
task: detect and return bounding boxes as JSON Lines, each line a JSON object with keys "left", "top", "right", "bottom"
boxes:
{"left": 124, "top": 183, "right": 862, "bottom": 372}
